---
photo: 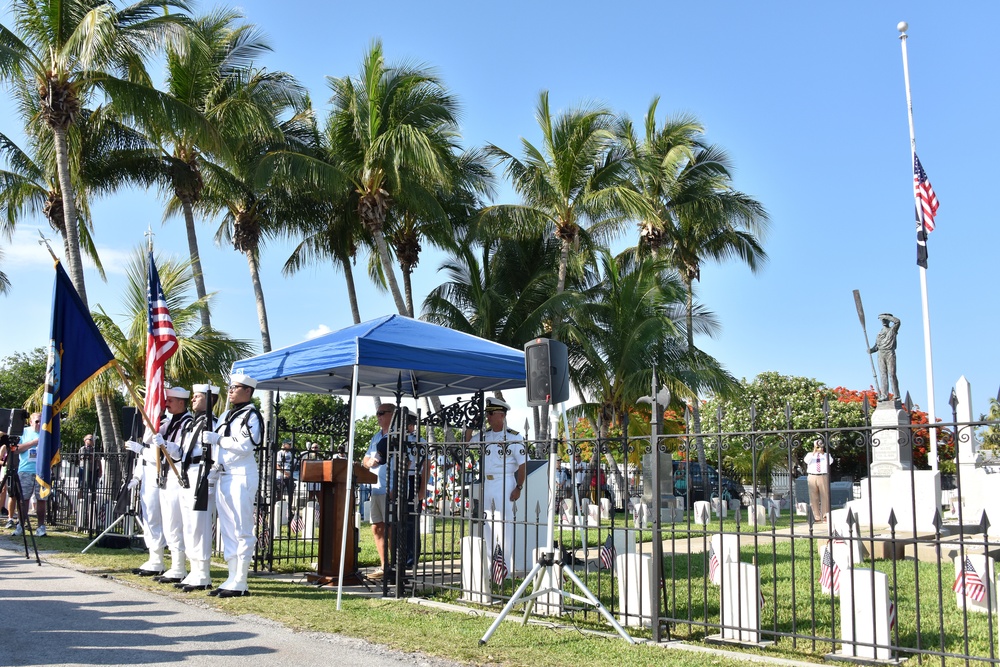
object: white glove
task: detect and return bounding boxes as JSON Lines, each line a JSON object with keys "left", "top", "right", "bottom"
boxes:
{"left": 207, "top": 466, "right": 221, "bottom": 483}
{"left": 164, "top": 442, "right": 181, "bottom": 460}
{"left": 152, "top": 434, "right": 165, "bottom": 447}
{"left": 125, "top": 440, "right": 144, "bottom": 454}
{"left": 127, "top": 478, "right": 140, "bottom": 491}
{"left": 202, "top": 432, "right": 220, "bottom": 446}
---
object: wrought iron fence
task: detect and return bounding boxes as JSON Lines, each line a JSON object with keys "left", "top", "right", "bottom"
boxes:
{"left": 49, "top": 396, "right": 1000, "bottom": 664}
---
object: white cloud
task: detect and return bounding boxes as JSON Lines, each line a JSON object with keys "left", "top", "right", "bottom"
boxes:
{"left": 5, "top": 225, "right": 130, "bottom": 276}
{"left": 305, "top": 324, "right": 332, "bottom": 340}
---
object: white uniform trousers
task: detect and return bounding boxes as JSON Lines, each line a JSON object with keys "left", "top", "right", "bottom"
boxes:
{"left": 483, "top": 479, "right": 514, "bottom": 575}
{"left": 160, "top": 468, "right": 185, "bottom": 553}
{"left": 216, "top": 465, "right": 259, "bottom": 561}
{"left": 138, "top": 461, "right": 165, "bottom": 550}
{"left": 181, "top": 462, "right": 217, "bottom": 560}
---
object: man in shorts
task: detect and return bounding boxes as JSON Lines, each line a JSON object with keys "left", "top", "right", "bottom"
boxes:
{"left": 12, "top": 413, "right": 46, "bottom": 536}
{"left": 362, "top": 404, "right": 394, "bottom": 578}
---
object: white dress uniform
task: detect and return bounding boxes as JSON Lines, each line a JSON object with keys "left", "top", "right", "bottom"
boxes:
{"left": 133, "top": 409, "right": 190, "bottom": 574}
{"left": 173, "top": 385, "right": 220, "bottom": 590}
{"left": 469, "top": 426, "right": 525, "bottom": 576}
{"left": 207, "top": 392, "right": 262, "bottom": 595}
{"left": 157, "top": 409, "right": 193, "bottom": 582}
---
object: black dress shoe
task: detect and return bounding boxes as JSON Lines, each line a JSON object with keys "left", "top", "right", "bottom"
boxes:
{"left": 135, "top": 569, "right": 165, "bottom": 577}
{"left": 208, "top": 588, "right": 223, "bottom": 596}
{"left": 156, "top": 576, "right": 184, "bottom": 584}
{"left": 182, "top": 584, "right": 213, "bottom": 592}
{"left": 216, "top": 588, "right": 249, "bottom": 598}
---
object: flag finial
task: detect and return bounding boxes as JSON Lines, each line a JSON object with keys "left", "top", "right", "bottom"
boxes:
{"left": 37, "top": 230, "right": 59, "bottom": 264}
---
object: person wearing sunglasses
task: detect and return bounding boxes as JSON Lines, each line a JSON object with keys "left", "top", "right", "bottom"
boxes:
{"left": 201, "top": 372, "right": 263, "bottom": 597}
{"left": 467, "top": 397, "right": 525, "bottom": 581}
{"left": 362, "top": 404, "right": 395, "bottom": 579}
{"left": 11, "top": 413, "right": 46, "bottom": 537}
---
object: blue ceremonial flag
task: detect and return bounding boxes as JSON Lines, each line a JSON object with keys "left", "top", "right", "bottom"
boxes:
{"left": 36, "top": 262, "right": 116, "bottom": 498}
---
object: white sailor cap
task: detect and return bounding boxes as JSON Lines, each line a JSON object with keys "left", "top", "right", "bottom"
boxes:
{"left": 191, "top": 383, "right": 221, "bottom": 395}
{"left": 229, "top": 371, "right": 258, "bottom": 389}
{"left": 165, "top": 386, "right": 191, "bottom": 399}
{"left": 485, "top": 397, "right": 511, "bottom": 412}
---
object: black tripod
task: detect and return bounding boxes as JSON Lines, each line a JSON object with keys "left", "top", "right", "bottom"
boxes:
{"left": 1, "top": 442, "right": 41, "bottom": 564}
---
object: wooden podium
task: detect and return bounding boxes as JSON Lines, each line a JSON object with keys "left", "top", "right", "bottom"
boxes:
{"left": 300, "top": 459, "right": 376, "bottom": 585}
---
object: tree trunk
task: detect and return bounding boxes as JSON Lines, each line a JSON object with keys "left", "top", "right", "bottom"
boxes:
{"left": 51, "top": 127, "right": 87, "bottom": 304}
{"left": 373, "top": 231, "right": 408, "bottom": 315}
{"left": 182, "top": 198, "right": 211, "bottom": 331}
{"left": 246, "top": 250, "right": 274, "bottom": 431}
{"left": 402, "top": 265, "right": 414, "bottom": 318}
{"left": 686, "top": 281, "right": 707, "bottom": 471}
{"left": 341, "top": 254, "right": 362, "bottom": 324}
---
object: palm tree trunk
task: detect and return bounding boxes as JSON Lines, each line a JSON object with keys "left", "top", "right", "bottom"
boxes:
{"left": 402, "top": 265, "right": 414, "bottom": 318}
{"left": 373, "top": 231, "right": 408, "bottom": 315}
{"left": 246, "top": 250, "right": 274, "bottom": 429}
{"left": 182, "top": 198, "right": 211, "bottom": 331}
{"left": 685, "top": 281, "right": 707, "bottom": 471}
{"left": 341, "top": 254, "right": 362, "bottom": 324}
{"left": 51, "top": 127, "right": 87, "bottom": 304}
{"left": 95, "top": 395, "right": 117, "bottom": 452}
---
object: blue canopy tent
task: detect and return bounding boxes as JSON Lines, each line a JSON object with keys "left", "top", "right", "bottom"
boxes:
{"left": 230, "top": 314, "right": 525, "bottom": 606}
{"left": 230, "top": 314, "right": 525, "bottom": 397}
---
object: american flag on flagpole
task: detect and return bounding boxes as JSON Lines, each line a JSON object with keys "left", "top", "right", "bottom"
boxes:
{"left": 913, "top": 154, "right": 940, "bottom": 232}
{"left": 708, "top": 542, "right": 720, "bottom": 584}
{"left": 491, "top": 544, "right": 508, "bottom": 586}
{"left": 599, "top": 534, "right": 617, "bottom": 571}
{"left": 953, "top": 556, "right": 986, "bottom": 602}
{"left": 820, "top": 542, "right": 841, "bottom": 594}
{"left": 145, "top": 252, "right": 178, "bottom": 430}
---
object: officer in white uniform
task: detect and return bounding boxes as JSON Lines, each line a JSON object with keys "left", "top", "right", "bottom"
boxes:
{"left": 125, "top": 386, "right": 192, "bottom": 576}
{"left": 173, "top": 383, "right": 219, "bottom": 591}
{"left": 202, "top": 372, "right": 262, "bottom": 597}
{"left": 467, "top": 397, "right": 525, "bottom": 578}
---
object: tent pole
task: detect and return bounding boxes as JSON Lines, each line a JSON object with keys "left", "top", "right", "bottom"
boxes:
{"left": 336, "top": 364, "right": 362, "bottom": 610}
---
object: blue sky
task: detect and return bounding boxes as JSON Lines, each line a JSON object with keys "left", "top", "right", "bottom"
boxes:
{"left": 1, "top": 1, "right": 997, "bottom": 430}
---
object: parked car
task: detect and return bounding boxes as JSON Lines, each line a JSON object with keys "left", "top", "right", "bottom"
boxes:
{"left": 671, "top": 461, "right": 746, "bottom": 506}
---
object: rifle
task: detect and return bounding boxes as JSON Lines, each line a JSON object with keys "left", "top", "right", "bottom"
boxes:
{"left": 193, "top": 386, "right": 215, "bottom": 512}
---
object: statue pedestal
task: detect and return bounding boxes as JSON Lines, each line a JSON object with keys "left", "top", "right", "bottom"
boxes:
{"left": 869, "top": 400, "right": 912, "bottom": 478}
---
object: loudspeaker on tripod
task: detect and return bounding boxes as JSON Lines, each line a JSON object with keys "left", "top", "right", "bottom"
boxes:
{"left": 524, "top": 338, "right": 569, "bottom": 406}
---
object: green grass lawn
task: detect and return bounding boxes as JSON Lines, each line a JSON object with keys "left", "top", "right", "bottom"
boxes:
{"left": 12, "top": 517, "right": 997, "bottom": 667}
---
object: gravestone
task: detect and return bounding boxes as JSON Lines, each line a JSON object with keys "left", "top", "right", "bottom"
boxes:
{"left": 615, "top": 553, "right": 654, "bottom": 627}
{"left": 869, "top": 400, "right": 912, "bottom": 477}
{"left": 719, "top": 562, "right": 764, "bottom": 644}
{"left": 838, "top": 568, "right": 893, "bottom": 661}
{"left": 460, "top": 535, "right": 491, "bottom": 604}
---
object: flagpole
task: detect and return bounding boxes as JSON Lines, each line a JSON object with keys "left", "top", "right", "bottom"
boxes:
{"left": 898, "top": 21, "right": 938, "bottom": 472}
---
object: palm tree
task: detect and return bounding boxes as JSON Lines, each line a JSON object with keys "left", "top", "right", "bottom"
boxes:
{"left": 422, "top": 235, "right": 567, "bottom": 348}
{"left": 626, "top": 97, "right": 769, "bottom": 470}
{"left": 155, "top": 8, "right": 273, "bottom": 330}
{"left": 327, "top": 39, "right": 462, "bottom": 316}
{"left": 0, "top": 0, "right": 194, "bottom": 304}
{"left": 563, "top": 249, "right": 735, "bottom": 495}
{"left": 483, "top": 92, "right": 643, "bottom": 301}
{"left": 0, "top": 100, "right": 151, "bottom": 279}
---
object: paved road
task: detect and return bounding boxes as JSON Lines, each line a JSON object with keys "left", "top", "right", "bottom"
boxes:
{"left": 0, "top": 543, "right": 459, "bottom": 667}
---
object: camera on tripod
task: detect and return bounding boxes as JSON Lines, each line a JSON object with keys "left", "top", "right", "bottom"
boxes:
{"left": 0, "top": 408, "right": 29, "bottom": 444}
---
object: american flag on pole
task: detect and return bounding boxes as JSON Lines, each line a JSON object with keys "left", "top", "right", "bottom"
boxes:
{"left": 953, "top": 556, "right": 986, "bottom": 602}
{"left": 599, "top": 534, "right": 617, "bottom": 571}
{"left": 708, "top": 542, "right": 720, "bottom": 584}
{"left": 145, "top": 252, "right": 178, "bottom": 431}
{"left": 820, "top": 542, "right": 841, "bottom": 594}
{"left": 888, "top": 600, "right": 896, "bottom": 631}
{"left": 289, "top": 511, "right": 304, "bottom": 534}
{"left": 491, "top": 544, "right": 508, "bottom": 586}
{"left": 913, "top": 154, "right": 940, "bottom": 232}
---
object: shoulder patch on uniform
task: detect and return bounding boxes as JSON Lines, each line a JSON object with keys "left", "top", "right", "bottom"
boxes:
{"left": 506, "top": 428, "right": 519, "bottom": 435}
